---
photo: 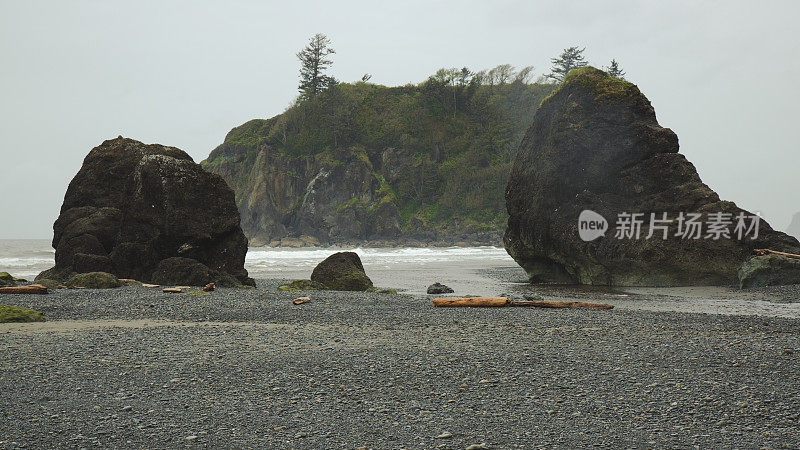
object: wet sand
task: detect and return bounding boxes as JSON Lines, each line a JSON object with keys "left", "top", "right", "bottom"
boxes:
{"left": 488, "top": 267, "right": 800, "bottom": 319}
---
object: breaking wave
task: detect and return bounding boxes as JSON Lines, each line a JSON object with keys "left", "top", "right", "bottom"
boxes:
{"left": 245, "top": 246, "right": 512, "bottom": 270}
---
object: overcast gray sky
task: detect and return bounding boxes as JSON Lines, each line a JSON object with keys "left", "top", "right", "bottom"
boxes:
{"left": 1, "top": 0, "right": 798, "bottom": 239}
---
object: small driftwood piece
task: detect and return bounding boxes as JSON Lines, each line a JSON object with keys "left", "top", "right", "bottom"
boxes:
{"left": 754, "top": 249, "right": 800, "bottom": 259}
{"left": 162, "top": 287, "right": 183, "bottom": 293}
{"left": 0, "top": 284, "right": 48, "bottom": 294}
{"left": 142, "top": 284, "right": 160, "bottom": 288}
{"left": 292, "top": 297, "right": 310, "bottom": 305}
{"left": 203, "top": 283, "right": 216, "bottom": 292}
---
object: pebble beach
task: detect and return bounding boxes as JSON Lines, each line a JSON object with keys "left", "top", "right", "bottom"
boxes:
{"left": 2, "top": 278, "right": 799, "bottom": 448}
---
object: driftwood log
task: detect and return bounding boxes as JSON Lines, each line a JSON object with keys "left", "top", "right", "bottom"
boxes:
{"left": 754, "top": 249, "right": 800, "bottom": 259}
{"left": 292, "top": 297, "right": 311, "bottom": 305}
{"left": 0, "top": 284, "right": 48, "bottom": 294}
{"left": 433, "top": 297, "right": 613, "bottom": 310}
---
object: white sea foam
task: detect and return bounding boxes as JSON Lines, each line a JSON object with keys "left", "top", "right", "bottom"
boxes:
{"left": 0, "top": 257, "right": 54, "bottom": 266}
{"left": 0, "top": 240, "right": 515, "bottom": 280}
{"left": 245, "top": 246, "right": 512, "bottom": 269}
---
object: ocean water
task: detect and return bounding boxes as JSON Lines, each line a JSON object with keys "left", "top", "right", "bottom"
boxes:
{"left": 0, "top": 240, "right": 521, "bottom": 295}
{"left": 246, "top": 246, "right": 522, "bottom": 295}
{"left": 0, "top": 239, "right": 55, "bottom": 280}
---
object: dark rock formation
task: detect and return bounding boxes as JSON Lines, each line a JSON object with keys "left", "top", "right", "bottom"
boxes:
{"left": 38, "top": 137, "right": 254, "bottom": 286}
{"left": 66, "top": 272, "right": 121, "bottom": 289}
{"left": 150, "top": 257, "right": 216, "bottom": 287}
{"left": 738, "top": 254, "right": 800, "bottom": 288}
{"left": 310, "top": 251, "right": 373, "bottom": 291}
{"left": 504, "top": 67, "right": 800, "bottom": 286}
{"left": 427, "top": 282, "right": 454, "bottom": 294}
{"left": 0, "top": 272, "right": 25, "bottom": 288}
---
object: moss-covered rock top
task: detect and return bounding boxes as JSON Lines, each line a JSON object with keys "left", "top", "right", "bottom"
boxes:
{"left": 67, "top": 272, "right": 121, "bottom": 289}
{"left": 560, "top": 66, "right": 640, "bottom": 102}
{"left": 0, "top": 305, "right": 46, "bottom": 323}
{"left": 0, "top": 272, "right": 27, "bottom": 287}
{"left": 220, "top": 118, "right": 276, "bottom": 152}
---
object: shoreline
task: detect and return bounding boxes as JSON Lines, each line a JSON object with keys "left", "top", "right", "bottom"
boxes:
{"left": 2, "top": 276, "right": 800, "bottom": 322}
{"left": 7, "top": 239, "right": 798, "bottom": 319}
{"left": 4, "top": 267, "right": 800, "bottom": 319}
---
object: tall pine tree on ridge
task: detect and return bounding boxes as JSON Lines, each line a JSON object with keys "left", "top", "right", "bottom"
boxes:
{"left": 297, "top": 33, "right": 337, "bottom": 101}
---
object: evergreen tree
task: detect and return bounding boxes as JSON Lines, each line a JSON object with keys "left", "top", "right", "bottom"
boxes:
{"left": 605, "top": 59, "right": 626, "bottom": 80}
{"left": 456, "top": 67, "right": 472, "bottom": 86}
{"left": 297, "top": 33, "right": 337, "bottom": 100}
{"left": 547, "top": 46, "right": 588, "bottom": 82}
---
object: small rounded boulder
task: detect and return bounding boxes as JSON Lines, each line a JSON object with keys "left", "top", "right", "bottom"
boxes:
{"left": 310, "top": 252, "right": 373, "bottom": 291}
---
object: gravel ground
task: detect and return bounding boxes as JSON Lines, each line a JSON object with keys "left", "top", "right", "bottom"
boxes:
{"left": 1, "top": 279, "right": 800, "bottom": 448}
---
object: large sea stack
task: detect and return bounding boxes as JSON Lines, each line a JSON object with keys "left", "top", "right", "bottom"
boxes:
{"left": 504, "top": 67, "right": 800, "bottom": 286}
{"left": 38, "top": 137, "right": 254, "bottom": 286}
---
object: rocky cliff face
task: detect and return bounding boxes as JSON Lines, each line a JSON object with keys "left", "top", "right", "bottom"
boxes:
{"left": 504, "top": 67, "right": 800, "bottom": 286}
{"left": 201, "top": 81, "right": 556, "bottom": 246}
{"left": 205, "top": 137, "right": 403, "bottom": 246}
{"left": 38, "top": 137, "right": 253, "bottom": 286}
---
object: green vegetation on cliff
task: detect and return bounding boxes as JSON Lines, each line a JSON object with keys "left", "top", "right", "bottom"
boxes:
{"left": 203, "top": 69, "right": 556, "bottom": 244}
